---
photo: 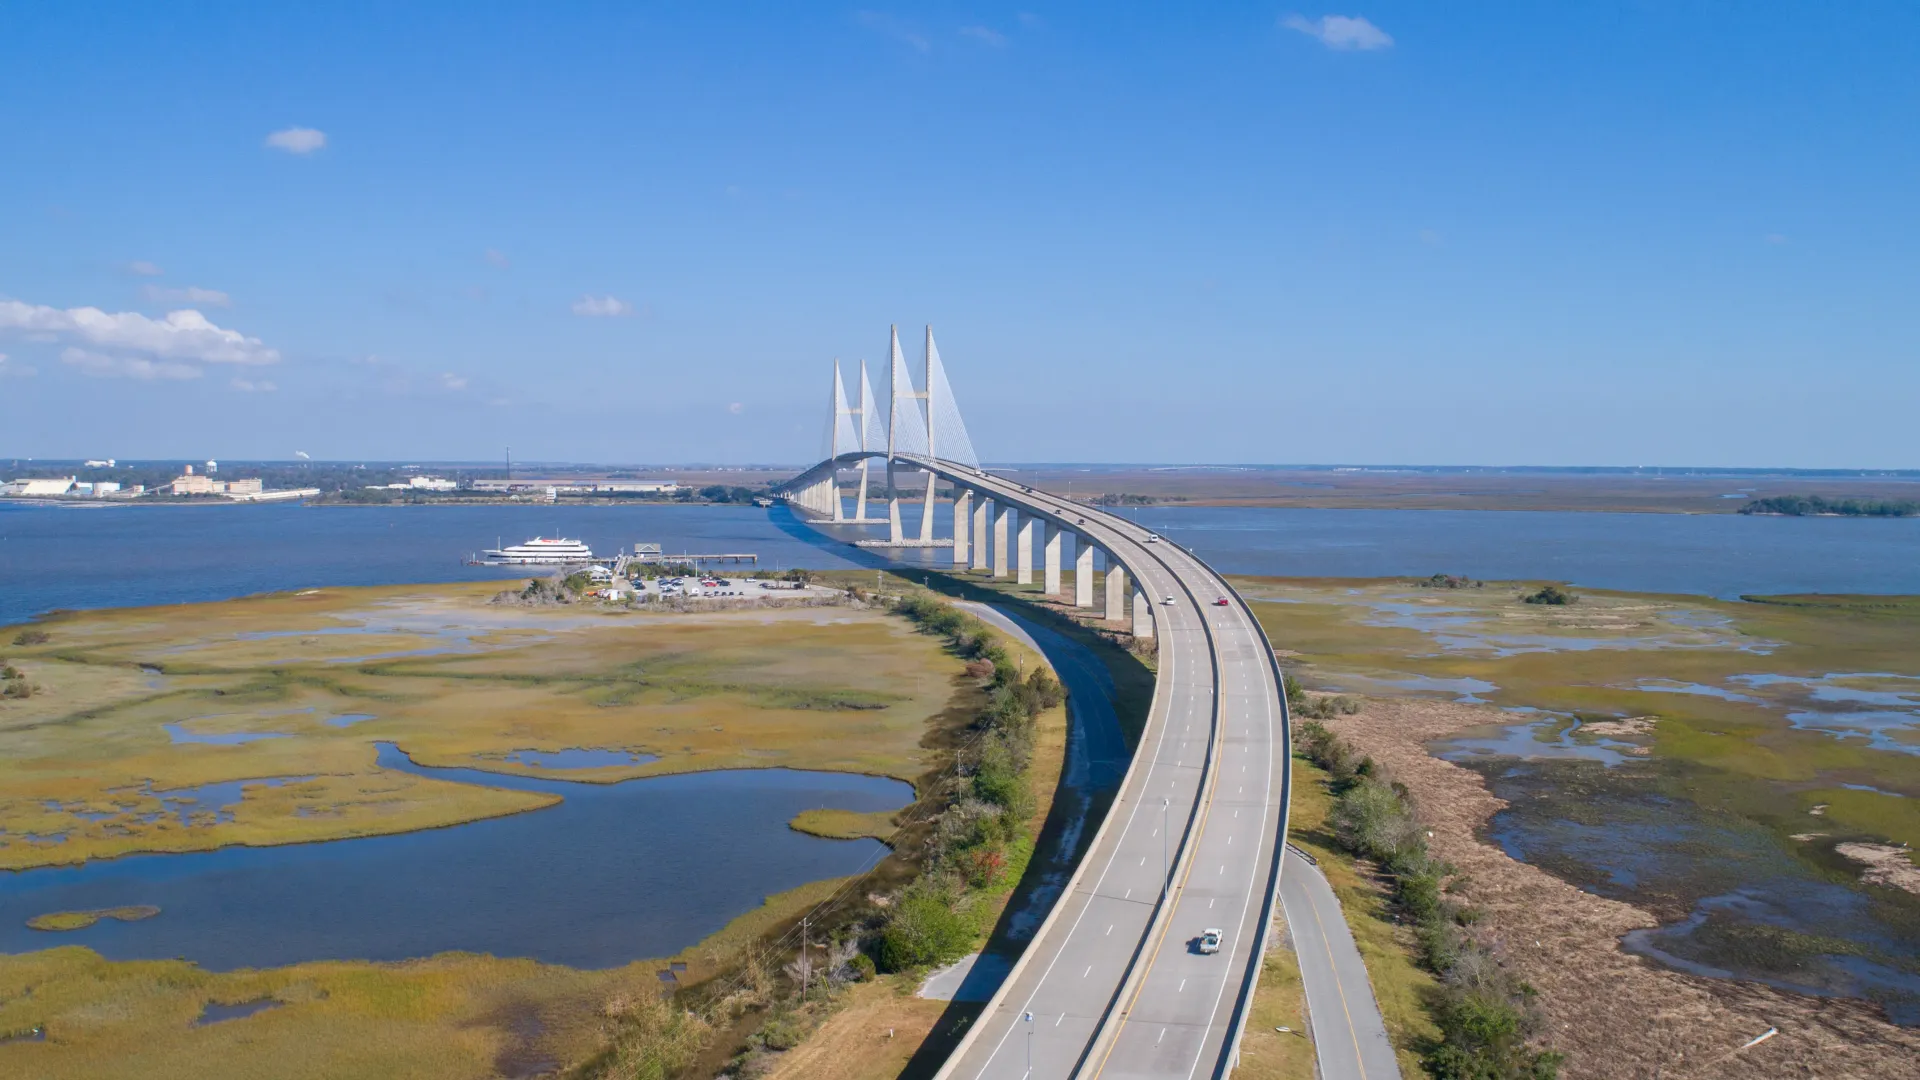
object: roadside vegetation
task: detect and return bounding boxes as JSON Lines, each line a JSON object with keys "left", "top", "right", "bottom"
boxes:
{"left": 1294, "top": 720, "right": 1564, "bottom": 1079}
{"left": 1284, "top": 673, "right": 1360, "bottom": 720}
{"left": 1740, "top": 494, "right": 1920, "bottom": 517}
{"left": 574, "top": 585, "right": 1069, "bottom": 1080}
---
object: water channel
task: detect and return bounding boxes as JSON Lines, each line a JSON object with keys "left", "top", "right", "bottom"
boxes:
{"left": 0, "top": 744, "right": 910, "bottom": 970}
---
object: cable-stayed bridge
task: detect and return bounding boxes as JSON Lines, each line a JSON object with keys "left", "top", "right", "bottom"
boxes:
{"left": 774, "top": 330, "right": 1395, "bottom": 1079}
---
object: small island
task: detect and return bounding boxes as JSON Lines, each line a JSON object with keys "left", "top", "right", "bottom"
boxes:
{"left": 1740, "top": 494, "right": 1920, "bottom": 517}
{"left": 27, "top": 905, "right": 161, "bottom": 932}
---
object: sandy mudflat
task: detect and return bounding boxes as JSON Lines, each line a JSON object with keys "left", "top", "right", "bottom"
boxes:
{"left": 1322, "top": 696, "right": 1920, "bottom": 1080}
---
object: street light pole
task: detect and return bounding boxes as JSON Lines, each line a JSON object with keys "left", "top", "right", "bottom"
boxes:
{"left": 1025, "top": 1011, "right": 1034, "bottom": 1078}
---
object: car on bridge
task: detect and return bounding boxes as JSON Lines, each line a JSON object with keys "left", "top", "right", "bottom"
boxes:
{"left": 1197, "top": 928, "right": 1224, "bottom": 955}
{"left": 1214, "top": 596, "right": 1230, "bottom": 606}
{"left": 1163, "top": 595, "right": 1176, "bottom": 605}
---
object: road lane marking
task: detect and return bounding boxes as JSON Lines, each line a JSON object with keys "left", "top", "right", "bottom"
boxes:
{"left": 1084, "top": 966, "right": 1092, "bottom": 978}
{"left": 1178, "top": 979, "right": 1187, "bottom": 993}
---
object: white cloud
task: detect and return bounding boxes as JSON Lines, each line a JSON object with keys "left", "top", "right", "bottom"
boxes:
{"left": 484, "top": 248, "right": 510, "bottom": 268}
{"left": 1282, "top": 14, "right": 1393, "bottom": 50}
{"left": 571, "top": 294, "right": 634, "bottom": 318}
{"left": 857, "top": 11, "right": 931, "bottom": 52}
{"left": 230, "top": 377, "right": 278, "bottom": 392}
{"left": 0, "top": 300, "right": 279, "bottom": 366}
{"left": 265, "top": 126, "right": 328, "bottom": 154}
{"left": 728, "top": 401, "right": 744, "bottom": 414}
{"left": 0, "top": 353, "right": 33, "bottom": 378}
{"left": 960, "top": 25, "right": 1007, "bottom": 46}
{"left": 440, "top": 372, "right": 469, "bottom": 391}
{"left": 126, "top": 260, "right": 164, "bottom": 277}
{"left": 141, "top": 285, "right": 232, "bottom": 308}
{"left": 62, "top": 348, "right": 203, "bottom": 381}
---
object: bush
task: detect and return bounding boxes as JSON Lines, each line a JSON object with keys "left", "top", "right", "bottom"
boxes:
{"left": 1520, "top": 585, "right": 1575, "bottom": 606}
{"left": 11, "top": 630, "right": 49, "bottom": 646}
{"left": 1424, "top": 989, "right": 1563, "bottom": 1080}
{"left": 878, "top": 888, "right": 975, "bottom": 971}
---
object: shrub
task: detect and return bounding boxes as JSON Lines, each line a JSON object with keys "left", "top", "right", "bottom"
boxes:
{"left": 1520, "top": 585, "right": 1575, "bottom": 606}
{"left": 878, "top": 888, "right": 975, "bottom": 971}
{"left": 11, "top": 630, "right": 49, "bottom": 646}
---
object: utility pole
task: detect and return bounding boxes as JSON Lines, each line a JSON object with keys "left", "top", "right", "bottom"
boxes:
{"left": 1024, "top": 1011, "right": 1034, "bottom": 1078}
{"left": 801, "top": 914, "right": 809, "bottom": 1000}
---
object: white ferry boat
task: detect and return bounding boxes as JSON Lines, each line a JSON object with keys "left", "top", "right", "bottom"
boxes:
{"left": 481, "top": 536, "right": 595, "bottom": 565}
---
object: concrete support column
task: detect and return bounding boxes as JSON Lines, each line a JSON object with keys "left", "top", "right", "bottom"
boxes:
{"left": 1106, "top": 564, "right": 1127, "bottom": 621}
{"left": 992, "top": 506, "right": 1011, "bottom": 578}
{"left": 918, "top": 472, "right": 937, "bottom": 542}
{"left": 1133, "top": 588, "right": 1155, "bottom": 639}
{"left": 1017, "top": 517, "right": 1036, "bottom": 585}
{"left": 1075, "top": 542, "right": 1095, "bottom": 607}
{"left": 971, "top": 498, "right": 990, "bottom": 572}
{"left": 887, "top": 497, "right": 903, "bottom": 544}
{"left": 1044, "top": 525, "right": 1063, "bottom": 595}
{"left": 854, "top": 460, "right": 869, "bottom": 522}
{"left": 952, "top": 490, "right": 971, "bottom": 565}
{"left": 829, "top": 475, "right": 845, "bottom": 522}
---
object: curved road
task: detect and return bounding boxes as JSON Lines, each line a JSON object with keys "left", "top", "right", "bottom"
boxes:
{"left": 785, "top": 453, "right": 1394, "bottom": 1078}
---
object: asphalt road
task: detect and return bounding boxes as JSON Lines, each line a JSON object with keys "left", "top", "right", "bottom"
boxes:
{"left": 1281, "top": 847, "right": 1402, "bottom": 1080}
{"left": 919, "top": 465, "right": 1290, "bottom": 1080}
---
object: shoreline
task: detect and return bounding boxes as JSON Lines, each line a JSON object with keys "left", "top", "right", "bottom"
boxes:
{"left": 1322, "top": 696, "right": 1920, "bottom": 1079}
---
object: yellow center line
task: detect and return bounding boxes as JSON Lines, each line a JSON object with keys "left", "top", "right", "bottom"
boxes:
{"left": 1302, "top": 864, "right": 1369, "bottom": 1079}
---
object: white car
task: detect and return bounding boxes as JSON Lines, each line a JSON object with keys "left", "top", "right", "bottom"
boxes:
{"left": 1145, "top": 534, "right": 1160, "bottom": 543}
{"left": 1198, "top": 928, "right": 1223, "bottom": 955}
{"left": 1162, "top": 595, "right": 1176, "bottom": 606}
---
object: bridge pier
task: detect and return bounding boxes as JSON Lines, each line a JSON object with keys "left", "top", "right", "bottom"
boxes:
{"left": 918, "top": 472, "right": 937, "bottom": 542}
{"left": 1017, "top": 517, "right": 1035, "bottom": 585}
{"left": 993, "top": 505, "right": 1011, "bottom": 578}
{"left": 952, "top": 490, "right": 971, "bottom": 565}
{"left": 1133, "top": 588, "right": 1155, "bottom": 639}
{"left": 1044, "top": 525, "right": 1063, "bottom": 596}
{"left": 1106, "top": 565, "right": 1127, "bottom": 621}
{"left": 1075, "top": 542, "right": 1095, "bottom": 607}
{"left": 971, "top": 497, "right": 990, "bottom": 572}
{"left": 854, "top": 459, "right": 868, "bottom": 522}
{"left": 887, "top": 496, "right": 903, "bottom": 544}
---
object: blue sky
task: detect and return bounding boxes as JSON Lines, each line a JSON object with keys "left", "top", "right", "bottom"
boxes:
{"left": 1, "top": 3, "right": 1914, "bottom": 466}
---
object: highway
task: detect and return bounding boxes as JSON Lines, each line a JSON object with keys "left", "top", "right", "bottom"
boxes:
{"left": 914, "top": 461, "right": 1292, "bottom": 1080}
{"left": 781, "top": 448, "right": 1397, "bottom": 1078}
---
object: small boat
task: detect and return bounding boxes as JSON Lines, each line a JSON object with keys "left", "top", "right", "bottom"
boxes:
{"left": 481, "top": 536, "right": 596, "bottom": 565}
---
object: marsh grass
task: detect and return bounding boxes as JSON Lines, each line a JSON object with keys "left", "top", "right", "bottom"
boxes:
{"left": 0, "top": 584, "right": 962, "bottom": 870}
{"left": 1238, "top": 576, "right": 1920, "bottom": 849}
{"left": 0, "top": 878, "right": 849, "bottom": 1080}
{"left": 25, "top": 906, "right": 160, "bottom": 932}
{"left": 789, "top": 808, "right": 899, "bottom": 841}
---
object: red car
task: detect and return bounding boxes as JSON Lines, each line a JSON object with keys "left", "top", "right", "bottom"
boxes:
{"left": 1213, "top": 597, "right": 1230, "bottom": 607}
